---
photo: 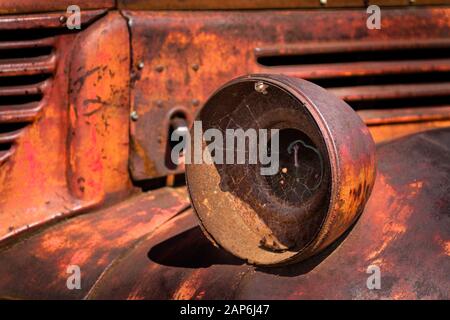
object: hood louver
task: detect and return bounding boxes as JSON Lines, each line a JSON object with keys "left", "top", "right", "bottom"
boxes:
{"left": 256, "top": 38, "right": 450, "bottom": 124}
{"left": 0, "top": 10, "right": 106, "bottom": 166}
{"left": 0, "top": 30, "right": 56, "bottom": 164}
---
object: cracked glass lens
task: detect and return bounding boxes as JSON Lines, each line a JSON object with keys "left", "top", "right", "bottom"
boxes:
{"left": 265, "top": 128, "right": 324, "bottom": 206}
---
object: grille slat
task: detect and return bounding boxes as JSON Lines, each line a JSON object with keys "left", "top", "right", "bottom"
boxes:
{"left": 0, "top": 148, "right": 14, "bottom": 164}
{"left": 0, "top": 55, "right": 56, "bottom": 77}
{"left": 256, "top": 39, "right": 450, "bottom": 58}
{"left": 265, "top": 59, "right": 450, "bottom": 80}
{"left": 329, "top": 82, "right": 450, "bottom": 102}
{"left": 0, "top": 129, "right": 22, "bottom": 144}
{"left": 359, "top": 106, "right": 450, "bottom": 125}
{"left": 0, "top": 80, "right": 49, "bottom": 97}
{"left": 0, "top": 101, "right": 45, "bottom": 123}
{"left": 0, "top": 37, "right": 55, "bottom": 51}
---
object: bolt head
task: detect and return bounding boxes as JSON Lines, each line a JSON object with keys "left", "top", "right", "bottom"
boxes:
{"left": 255, "top": 81, "right": 269, "bottom": 94}
{"left": 130, "top": 111, "right": 139, "bottom": 121}
{"left": 137, "top": 62, "right": 144, "bottom": 70}
{"left": 319, "top": 0, "right": 327, "bottom": 5}
{"left": 192, "top": 99, "right": 200, "bottom": 107}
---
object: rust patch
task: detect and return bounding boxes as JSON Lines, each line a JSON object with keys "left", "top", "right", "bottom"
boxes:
{"left": 0, "top": 187, "right": 190, "bottom": 299}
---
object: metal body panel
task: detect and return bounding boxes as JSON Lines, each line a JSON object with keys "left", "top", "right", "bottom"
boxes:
{"left": 0, "top": 12, "right": 133, "bottom": 243}
{"left": 0, "top": 4, "right": 448, "bottom": 300}
{"left": 88, "top": 129, "right": 450, "bottom": 299}
{"left": 0, "top": 1, "right": 113, "bottom": 15}
{"left": 0, "top": 187, "right": 189, "bottom": 300}
{"left": 67, "top": 12, "right": 133, "bottom": 203}
{"left": 118, "top": 0, "right": 449, "bottom": 10}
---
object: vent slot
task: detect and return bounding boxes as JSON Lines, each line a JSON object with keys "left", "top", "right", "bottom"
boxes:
{"left": 0, "top": 80, "right": 47, "bottom": 105}
{"left": 0, "top": 74, "right": 50, "bottom": 86}
{"left": 0, "top": 122, "right": 28, "bottom": 134}
{"left": 0, "top": 46, "right": 53, "bottom": 60}
{"left": 0, "top": 93, "right": 44, "bottom": 105}
{"left": 0, "top": 30, "right": 56, "bottom": 164}
{"left": 346, "top": 95, "right": 450, "bottom": 111}
{"left": 0, "top": 28, "right": 78, "bottom": 42}
{"left": 257, "top": 46, "right": 450, "bottom": 66}
{"left": 256, "top": 39, "right": 450, "bottom": 122}
{"left": 0, "top": 142, "right": 11, "bottom": 151}
{"left": 310, "top": 72, "right": 450, "bottom": 88}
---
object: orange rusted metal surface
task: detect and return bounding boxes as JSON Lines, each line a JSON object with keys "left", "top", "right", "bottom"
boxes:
{"left": 0, "top": 10, "right": 107, "bottom": 30}
{"left": 0, "top": 187, "right": 189, "bottom": 300}
{"left": 0, "top": 11, "right": 133, "bottom": 244}
{"left": 83, "top": 129, "right": 449, "bottom": 299}
{"left": 359, "top": 106, "right": 450, "bottom": 125}
{"left": 118, "top": 0, "right": 449, "bottom": 10}
{"left": 127, "top": 8, "right": 450, "bottom": 181}
{"left": 367, "top": 120, "right": 450, "bottom": 143}
{"left": 0, "top": 1, "right": 113, "bottom": 15}
{"left": 67, "top": 12, "right": 132, "bottom": 203}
